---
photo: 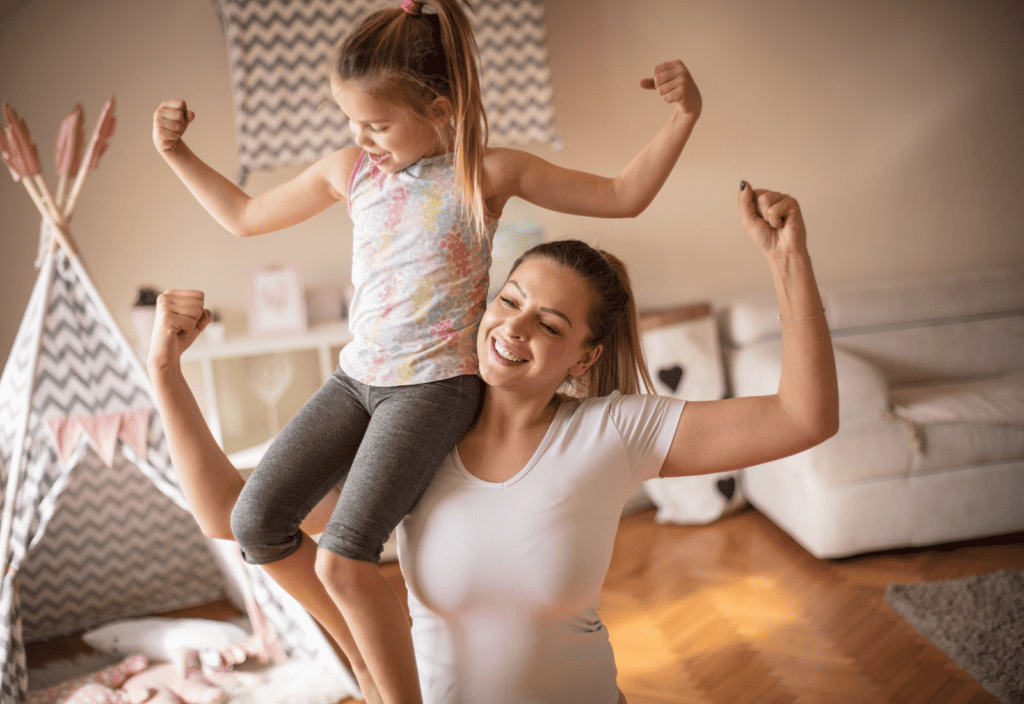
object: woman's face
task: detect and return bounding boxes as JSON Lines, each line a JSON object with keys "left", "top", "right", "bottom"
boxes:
{"left": 476, "top": 257, "right": 602, "bottom": 395}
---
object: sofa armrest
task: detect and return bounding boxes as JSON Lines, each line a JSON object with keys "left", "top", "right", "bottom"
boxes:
{"left": 727, "top": 341, "right": 891, "bottom": 427}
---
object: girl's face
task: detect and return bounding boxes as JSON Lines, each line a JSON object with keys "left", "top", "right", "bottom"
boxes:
{"left": 477, "top": 257, "right": 602, "bottom": 396}
{"left": 332, "top": 78, "right": 446, "bottom": 173}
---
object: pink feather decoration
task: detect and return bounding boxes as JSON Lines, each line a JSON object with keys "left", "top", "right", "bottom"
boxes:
{"left": 0, "top": 128, "right": 21, "bottom": 181}
{"left": 56, "top": 103, "right": 85, "bottom": 176}
{"left": 3, "top": 104, "right": 41, "bottom": 176}
{"left": 83, "top": 97, "right": 116, "bottom": 171}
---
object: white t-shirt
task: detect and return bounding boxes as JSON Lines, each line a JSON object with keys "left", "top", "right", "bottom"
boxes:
{"left": 398, "top": 391, "right": 686, "bottom": 704}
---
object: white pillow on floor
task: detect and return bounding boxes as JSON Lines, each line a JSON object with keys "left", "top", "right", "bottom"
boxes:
{"left": 644, "top": 471, "right": 746, "bottom": 525}
{"left": 82, "top": 617, "right": 250, "bottom": 662}
{"left": 642, "top": 314, "right": 726, "bottom": 402}
{"left": 640, "top": 308, "right": 743, "bottom": 524}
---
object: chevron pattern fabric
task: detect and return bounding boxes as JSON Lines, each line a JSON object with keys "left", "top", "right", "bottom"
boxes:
{"left": 0, "top": 252, "right": 50, "bottom": 704}
{"left": 0, "top": 574, "right": 26, "bottom": 704}
{"left": 218, "top": 0, "right": 559, "bottom": 184}
{"left": 0, "top": 249, "right": 225, "bottom": 704}
{"left": 0, "top": 246, "right": 50, "bottom": 501}
{"left": 17, "top": 449, "right": 225, "bottom": 642}
{"left": 1, "top": 246, "right": 354, "bottom": 703}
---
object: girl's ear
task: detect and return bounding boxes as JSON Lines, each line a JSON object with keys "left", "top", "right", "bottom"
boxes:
{"left": 430, "top": 96, "right": 454, "bottom": 123}
{"left": 569, "top": 344, "right": 603, "bottom": 378}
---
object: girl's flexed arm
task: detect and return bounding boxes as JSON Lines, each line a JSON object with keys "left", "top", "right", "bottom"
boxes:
{"left": 659, "top": 182, "right": 839, "bottom": 478}
{"left": 484, "top": 60, "right": 700, "bottom": 218}
{"left": 153, "top": 100, "right": 358, "bottom": 237}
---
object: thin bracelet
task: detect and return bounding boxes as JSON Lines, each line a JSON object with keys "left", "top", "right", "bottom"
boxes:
{"left": 778, "top": 308, "right": 826, "bottom": 322}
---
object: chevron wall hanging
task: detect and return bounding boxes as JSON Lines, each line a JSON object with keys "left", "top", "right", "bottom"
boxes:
{"left": 217, "top": 0, "right": 561, "bottom": 184}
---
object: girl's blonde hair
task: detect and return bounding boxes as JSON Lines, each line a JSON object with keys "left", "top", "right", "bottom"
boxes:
{"left": 509, "top": 240, "right": 655, "bottom": 398}
{"left": 332, "top": 0, "right": 489, "bottom": 234}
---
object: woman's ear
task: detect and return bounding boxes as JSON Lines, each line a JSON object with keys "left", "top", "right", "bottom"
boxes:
{"left": 569, "top": 344, "right": 603, "bottom": 378}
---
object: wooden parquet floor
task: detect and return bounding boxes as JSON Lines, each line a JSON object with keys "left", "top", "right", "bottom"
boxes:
{"left": 365, "top": 506, "right": 1024, "bottom": 704}
{"left": 27, "top": 506, "right": 1023, "bottom": 703}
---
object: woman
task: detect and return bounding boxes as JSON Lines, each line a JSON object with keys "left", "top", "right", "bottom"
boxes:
{"left": 147, "top": 181, "right": 837, "bottom": 704}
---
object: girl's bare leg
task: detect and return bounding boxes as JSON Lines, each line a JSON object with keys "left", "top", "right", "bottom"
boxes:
{"left": 315, "top": 553, "right": 422, "bottom": 704}
{"left": 260, "top": 536, "right": 383, "bottom": 704}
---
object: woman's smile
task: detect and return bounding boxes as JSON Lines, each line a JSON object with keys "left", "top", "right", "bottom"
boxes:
{"left": 492, "top": 337, "right": 527, "bottom": 365}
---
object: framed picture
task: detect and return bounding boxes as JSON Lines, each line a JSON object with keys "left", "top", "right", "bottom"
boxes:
{"left": 247, "top": 264, "right": 308, "bottom": 337}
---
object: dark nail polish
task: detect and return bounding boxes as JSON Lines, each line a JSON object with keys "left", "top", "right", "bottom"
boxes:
{"left": 740, "top": 181, "right": 746, "bottom": 191}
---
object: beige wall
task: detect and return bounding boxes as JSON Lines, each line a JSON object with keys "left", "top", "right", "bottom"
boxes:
{"left": 3, "top": 0, "right": 1022, "bottom": 369}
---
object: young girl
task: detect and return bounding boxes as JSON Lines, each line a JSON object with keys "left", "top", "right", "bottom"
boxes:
{"left": 152, "top": 1, "right": 700, "bottom": 701}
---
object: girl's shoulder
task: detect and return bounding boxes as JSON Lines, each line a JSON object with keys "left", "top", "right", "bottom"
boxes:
{"left": 481, "top": 146, "right": 529, "bottom": 176}
{"left": 331, "top": 146, "right": 363, "bottom": 180}
{"left": 321, "top": 147, "right": 364, "bottom": 203}
{"left": 481, "top": 147, "right": 535, "bottom": 212}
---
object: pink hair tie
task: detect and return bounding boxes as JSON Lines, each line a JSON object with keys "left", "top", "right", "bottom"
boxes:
{"left": 401, "top": 0, "right": 422, "bottom": 15}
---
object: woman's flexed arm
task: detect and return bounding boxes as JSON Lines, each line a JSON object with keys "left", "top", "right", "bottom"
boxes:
{"left": 659, "top": 182, "right": 839, "bottom": 478}
{"left": 146, "top": 289, "right": 243, "bottom": 538}
{"left": 483, "top": 60, "right": 700, "bottom": 219}
{"left": 153, "top": 100, "right": 357, "bottom": 237}
{"left": 146, "top": 290, "right": 341, "bottom": 537}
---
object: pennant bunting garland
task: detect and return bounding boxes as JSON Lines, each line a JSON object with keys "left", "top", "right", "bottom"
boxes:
{"left": 44, "top": 410, "right": 154, "bottom": 469}
{"left": 43, "top": 417, "right": 85, "bottom": 467}
{"left": 118, "top": 408, "right": 151, "bottom": 459}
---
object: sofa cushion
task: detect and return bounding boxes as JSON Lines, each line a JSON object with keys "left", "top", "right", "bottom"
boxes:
{"left": 833, "top": 315, "right": 1024, "bottom": 384}
{"left": 728, "top": 342, "right": 891, "bottom": 428}
{"left": 889, "top": 371, "right": 1024, "bottom": 473}
{"left": 912, "top": 423, "right": 1024, "bottom": 474}
{"left": 822, "top": 267, "right": 1024, "bottom": 332}
{"left": 639, "top": 303, "right": 740, "bottom": 526}
{"left": 891, "top": 371, "right": 1024, "bottom": 426}
{"left": 805, "top": 423, "right": 913, "bottom": 486}
{"left": 641, "top": 309, "right": 726, "bottom": 401}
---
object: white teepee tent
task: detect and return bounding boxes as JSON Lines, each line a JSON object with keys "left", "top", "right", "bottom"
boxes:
{"left": 0, "top": 104, "right": 356, "bottom": 703}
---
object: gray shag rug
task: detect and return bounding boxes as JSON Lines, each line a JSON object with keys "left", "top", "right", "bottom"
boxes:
{"left": 885, "top": 569, "right": 1024, "bottom": 704}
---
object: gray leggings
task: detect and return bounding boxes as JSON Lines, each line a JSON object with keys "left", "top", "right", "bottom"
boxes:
{"left": 231, "top": 368, "right": 483, "bottom": 564}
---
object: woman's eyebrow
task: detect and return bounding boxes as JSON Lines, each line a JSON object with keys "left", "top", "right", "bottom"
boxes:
{"left": 509, "top": 280, "right": 573, "bottom": 327}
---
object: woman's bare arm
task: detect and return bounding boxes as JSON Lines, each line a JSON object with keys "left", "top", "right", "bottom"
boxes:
{"left": 146, "top": 290, "right": 244, "bottom": 538}
{"left": 660, "top": 183, "right": 839, "bottom": 477}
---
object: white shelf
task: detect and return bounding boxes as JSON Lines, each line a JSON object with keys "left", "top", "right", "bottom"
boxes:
{"left": 183, "top": 321, "right": 353, "bottom": 362}
{"left": 181, "top": 321, "right": 353, "bottom": 450}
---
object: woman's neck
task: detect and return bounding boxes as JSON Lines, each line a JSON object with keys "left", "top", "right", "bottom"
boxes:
{"left": 474, "top": 386, "right": 561, "bottom": 437}
{"left": 457, "top": 386, "right": 562, "bottom": 482}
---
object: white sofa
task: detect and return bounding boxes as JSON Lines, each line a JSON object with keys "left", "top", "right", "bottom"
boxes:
{"left": 719, "top": 267, "right": 1024, "bottom": 558}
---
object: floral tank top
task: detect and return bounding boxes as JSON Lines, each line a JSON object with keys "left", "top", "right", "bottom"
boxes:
{"left": 341, "top": 151, "right": 498, "bottom": 386}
